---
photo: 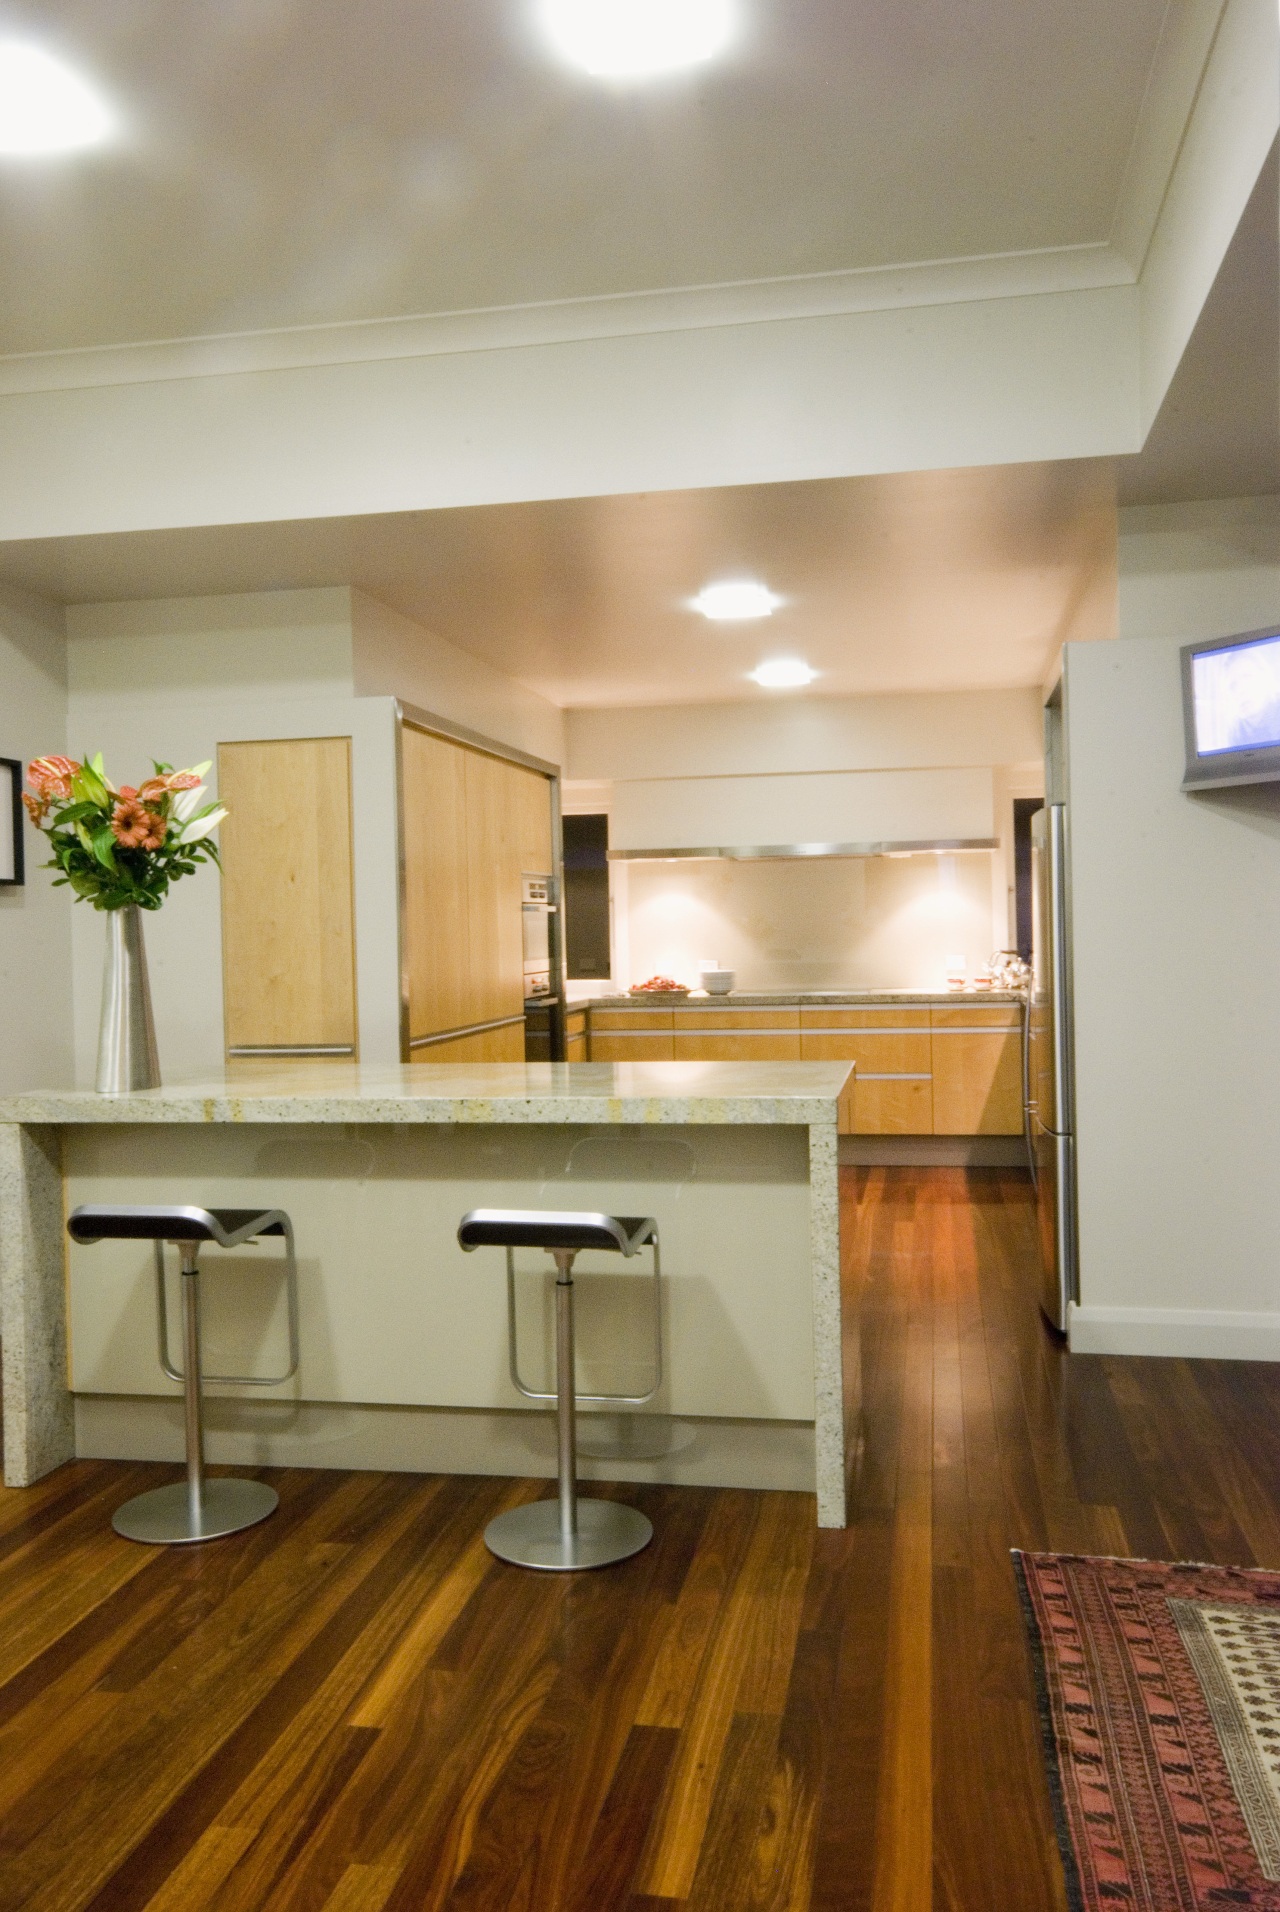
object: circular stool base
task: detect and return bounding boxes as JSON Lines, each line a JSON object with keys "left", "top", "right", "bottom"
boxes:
{"left": 485, "top": 1497, "right": 652, "bottom": 1572}
{"left": 112, "top": 1477, "right": 279, "bottom": 1545}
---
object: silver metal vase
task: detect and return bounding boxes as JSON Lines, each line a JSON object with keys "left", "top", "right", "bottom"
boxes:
{"left": 96, "top": 905, "right": 161, "bottom": 1094}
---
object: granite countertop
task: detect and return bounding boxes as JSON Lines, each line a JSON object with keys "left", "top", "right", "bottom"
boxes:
{"left": 0, "top": 1059, "right": 853, "bottom": 1127}
{"left": 577, "top": 990, "right": 1025, "bottom": 1008}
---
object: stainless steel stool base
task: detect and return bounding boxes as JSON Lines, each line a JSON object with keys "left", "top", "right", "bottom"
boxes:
{"left": 112, "top": 1477, "right": 279, "bottom": 1545}
{"left": 484, "top": 1497, "right": 653, "bottom": 1572}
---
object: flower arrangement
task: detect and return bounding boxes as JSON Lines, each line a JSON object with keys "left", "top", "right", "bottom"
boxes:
{"left": 23, "top": 753, "right": 227, "bottom": 911}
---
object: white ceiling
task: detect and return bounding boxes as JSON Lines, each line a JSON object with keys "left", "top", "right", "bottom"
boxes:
{"left": 0, "top": 459, "right": 1116, "bottom": 704}
{"left": 0, "top": 0, "right": 1170, "bottom": 354}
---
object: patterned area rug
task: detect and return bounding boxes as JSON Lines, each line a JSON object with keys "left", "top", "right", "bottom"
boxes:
{"left": 1015, "top": 1552, "right": 1280, "bottom": 1910}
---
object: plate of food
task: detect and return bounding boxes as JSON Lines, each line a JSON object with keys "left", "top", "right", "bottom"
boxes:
{"left": 629, "top": 975, "right": 690, "bottom": 997}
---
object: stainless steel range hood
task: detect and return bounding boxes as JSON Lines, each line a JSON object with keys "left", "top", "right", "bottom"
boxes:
{"left": 609, "top": 837, "right": 998, "bottom": 861}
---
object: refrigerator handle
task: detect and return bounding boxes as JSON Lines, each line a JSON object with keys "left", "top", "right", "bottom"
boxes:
{"left": 1048, "top": 804, "right": 1073, "bottom": 1135}
{"left": 1021, "top": 993, "right": 1037, "bottom": 1185}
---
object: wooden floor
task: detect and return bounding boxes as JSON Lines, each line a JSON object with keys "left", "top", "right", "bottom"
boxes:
{"left": 7, "top": 1168, "right": 1280, "bottom": 1909}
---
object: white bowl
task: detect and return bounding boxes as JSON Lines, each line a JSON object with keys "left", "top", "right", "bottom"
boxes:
{"left": 703, "top": 969, "right": 735, "bottom": 995}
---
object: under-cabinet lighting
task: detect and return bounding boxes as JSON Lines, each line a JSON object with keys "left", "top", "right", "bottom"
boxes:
{"left": 533, "top": 0, "right": 739, "bottom": 79}
{"left": 749, "top": 658, "right": 817, "bottom": 689}
{"left": 0, "top": 41, "right": 115, "bottom": 156}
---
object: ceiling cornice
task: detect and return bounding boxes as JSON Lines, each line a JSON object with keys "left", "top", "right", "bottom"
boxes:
{"left": 1110, "top": 0, "right": 1232, "bottom": 273}
{"left": 0, "top": 242, "right": 1134, "bottom": 400}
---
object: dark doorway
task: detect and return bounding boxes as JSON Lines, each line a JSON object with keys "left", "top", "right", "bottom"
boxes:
{"left": 1012, "top": 797, "right": 1042, "bottom": 960}
{"left": 562, "top": 814, "right": 611, "bottom": 980}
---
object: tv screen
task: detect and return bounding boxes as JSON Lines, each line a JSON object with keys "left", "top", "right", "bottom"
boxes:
{"left": 1181, "top": 627, "right": 1280, "bottom": 789}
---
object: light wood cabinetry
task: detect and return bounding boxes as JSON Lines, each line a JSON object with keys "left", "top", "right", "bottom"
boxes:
{"left": 218, "top": 737, "right": 357, "bottom": 1058}
{"left": 929, "top": 1005, "right": 1023, "bottom": 1134}
{"left": 412, "top": 1024, "right": 527, "bottom": 1064}
{"left": 565, "top": 1009, "right": 588, "bottom": 1061}
{"left": 401, "top": 724, "right": 553, "bottom": 1052}
{"left": 800, "top": 1007, "right": 931, "bottom": 1136}
{"left": 579, "top": 997, "right": 1026, "bottom": 1138}
{"left": 672, "top": 1007, "right": 800, "bottom": 1062}
{"left": 589, "top": 1006, "right": 674, "bottom": 1061}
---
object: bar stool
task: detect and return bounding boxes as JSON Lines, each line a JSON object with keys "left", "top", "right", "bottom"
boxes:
{"left": 67, "top": 1203, "right": 300, "bottom": 1545}
{"left": 457, "top": 1208, "right": 661, "bottom": 1571}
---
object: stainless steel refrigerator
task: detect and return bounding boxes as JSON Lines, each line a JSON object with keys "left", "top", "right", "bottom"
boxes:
{"left": 1026, "top": 804, "right": 1077, "bottom": 1330}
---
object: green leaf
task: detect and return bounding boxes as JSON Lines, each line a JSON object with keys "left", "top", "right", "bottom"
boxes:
{"left": 91, "top": 827, "right": 120, "bottom": 873}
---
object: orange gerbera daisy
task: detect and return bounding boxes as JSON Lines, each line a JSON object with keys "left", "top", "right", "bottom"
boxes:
{"left": 111, "top": 797, "right": 167, "bottom": 852}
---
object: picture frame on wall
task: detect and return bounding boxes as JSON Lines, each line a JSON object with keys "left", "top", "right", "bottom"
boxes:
{"left": 0, "top": 758, "right": 24, "bottom": 887}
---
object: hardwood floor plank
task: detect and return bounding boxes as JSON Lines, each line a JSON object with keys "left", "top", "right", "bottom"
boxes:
{"left": 560, "top": 1725, "right": 679, "bottom": 1912}
{"left": 5, "top": 1165, "right": 1273, "bottom": 1912}
{"left": 59, "top": 1474, "right": 457, "bottom": 1912}
{"left": 639, "top": 1496, "right": 795, "bottom": 1901}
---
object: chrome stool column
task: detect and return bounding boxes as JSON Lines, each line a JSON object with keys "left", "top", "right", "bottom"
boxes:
{"left": 67, "top": 1204, "right": 300, "bottom": 1544}
{"left": 457, "top": 1208, "right": 661, "bottom": 1571}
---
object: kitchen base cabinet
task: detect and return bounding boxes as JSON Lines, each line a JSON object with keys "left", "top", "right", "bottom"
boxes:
{"left": 672, "top": 1007, "right": 800, "bottom": 1062}
{"left": 847, "top": 1076, "right": 933, "bottom": 1135}
{"left": 581, "top": 996, "right": 1026, "bottom": 1138}
{"left": 800, "top": 1008, "right": 931, "bottom": 1136}
{"left": 929, "top": 1006, "right": 1023, "bottom": 1134}
{"left": 565, "top": 1008, "right": 588, "bottom": 1061}
{"left": 589, "top": 1007, "right": 674, "bottom": 1062}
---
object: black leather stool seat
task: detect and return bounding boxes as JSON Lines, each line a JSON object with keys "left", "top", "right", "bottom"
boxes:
{"left": 458, "top": 1209, "right": 656, "bottom": 1256}
{"left": 68, "top": 1204, "right": 288, "bottom": 1248}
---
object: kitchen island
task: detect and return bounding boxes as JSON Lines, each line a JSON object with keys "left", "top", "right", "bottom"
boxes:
{"left": 0, "top": 1059, "right": 852, "bottom": 1525}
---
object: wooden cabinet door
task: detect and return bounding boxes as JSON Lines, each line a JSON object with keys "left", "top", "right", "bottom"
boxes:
{"left": 588, "top": 1007, "right": 674, "bottom": 1061}
{"left": 671, "top": 1007, "right": 800, "bottom": 1061}
{"left": 402, "top": 726, "right": 553, "bottom": 1047}
{"left": 930, "top": 1007, "right": 1024, "bottom": 1134}
{"left": 800, "top": 1008, "right": 931, "bottom": 1135}
{"left": 218, "top": 737, "right": 357, "bottom": 1057}
{"left": 463, "top": 748, "right": 524, "bottom": 1028}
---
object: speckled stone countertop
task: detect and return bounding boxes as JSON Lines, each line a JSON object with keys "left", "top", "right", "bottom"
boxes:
{"left": 575, "top": 990, "right": 1024, "bottom": 1008}
{"left": 0, "top": 1058, "right": 852, "bottom": 1127}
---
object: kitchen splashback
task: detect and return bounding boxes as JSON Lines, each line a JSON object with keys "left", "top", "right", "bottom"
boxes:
{"left": 622, "top": 849, "right": 998, "bottom": 993}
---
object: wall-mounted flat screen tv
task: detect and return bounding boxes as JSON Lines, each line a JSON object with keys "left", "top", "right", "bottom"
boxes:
{"left": 1181, "top": 626, "right": 1280, "bottom": 789}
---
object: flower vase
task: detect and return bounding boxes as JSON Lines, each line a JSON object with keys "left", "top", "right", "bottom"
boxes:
{"left": 96, "top": 905, "right": 160, "bottom": 1094}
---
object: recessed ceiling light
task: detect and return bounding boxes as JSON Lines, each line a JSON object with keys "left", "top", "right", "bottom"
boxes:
{"left": 750, "top": 659, "right": 817, "bottom": 690}
{"left": 690, "top": 579, "right": 782, "bottom": 622}
{"left": 534, "top": 0, "right": 739, "bottom": 80}
{"left": 0, "top": 41, "right": 115, "bottom": 156}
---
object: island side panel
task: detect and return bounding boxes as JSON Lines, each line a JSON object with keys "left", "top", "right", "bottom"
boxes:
{"left": 62, "top": 1121, "right": 820, "bottom": 1496}
{"left": 808, "top": 1115, "right": 847, "bottom": 1527}
{"left": 0, "top": 1124, "right": 75, "bottom": 1486}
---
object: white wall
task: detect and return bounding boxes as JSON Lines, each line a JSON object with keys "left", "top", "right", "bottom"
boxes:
{"left": 65, "top": 591, "right": 401, "bottom": 1084}
{"left": 1116, "top": 496, "right": 1280, "bottom": 642}
{"left": 1069, "top": 494, "right": 1280, "bottom": 1357}
{"left": 351, "top": 589, "right": 563, "bottom": 766}
{"left": 566, "top": 688, "right": 1042, "bottom": 782}
{"left": 0, "top": 287, "right": 1141, "bottom": 547}
{"left": 57, "top": 583, "right": 569, "bottom": 1083}
{"left": 625, "top": 852, "right": 998, "bottom": 994}
{"left": 0, "top": 585, "right": 73, "bottom": 1092}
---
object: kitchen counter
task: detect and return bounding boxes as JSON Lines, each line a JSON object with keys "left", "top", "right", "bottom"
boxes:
{"left": 0, "top": 1061, "right": 852, "bottom": 1525}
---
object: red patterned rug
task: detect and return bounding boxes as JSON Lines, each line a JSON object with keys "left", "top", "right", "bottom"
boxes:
{"left": 1016, "top": 1551, "right": 1280, "bottom": 1910}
